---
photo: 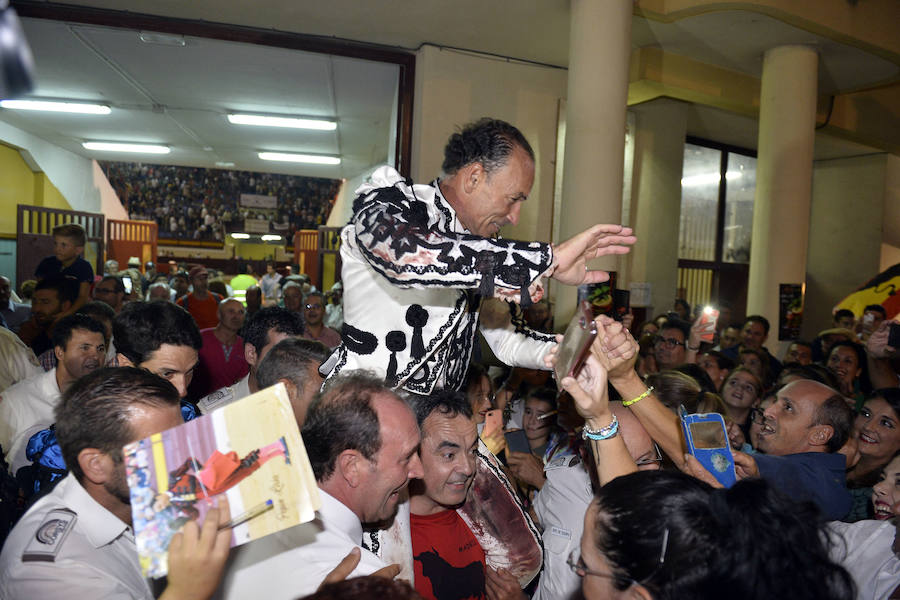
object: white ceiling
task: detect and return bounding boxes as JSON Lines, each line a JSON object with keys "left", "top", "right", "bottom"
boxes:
{"left": 1, "top": 1, "right": 897, "bottom": 179}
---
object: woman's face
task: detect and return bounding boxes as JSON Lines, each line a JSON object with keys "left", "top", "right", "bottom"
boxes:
{"left": 872, "top": 455, "right": 900, "bottom": 520}
{"left": 828, "top": 346, "right": 861, "bottom": 391}
{"left": 855, "top": 397, "right": 900, "bottom": 463}
{"left": 523, "top": 397, "right": 554, "bottom": 444}
{"left": 722, "top": 371, "right": 759, "bottom": 413}
{"left": 467, "top": 376, "right": 493, "bottom": 425}
{"left": 580, "top": 500, "right": 625, "bottom": 599}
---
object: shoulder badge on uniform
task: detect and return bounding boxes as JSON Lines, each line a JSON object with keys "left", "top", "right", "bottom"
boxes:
{"left": 22, "top": 508, "right": 77, "bottom": 562}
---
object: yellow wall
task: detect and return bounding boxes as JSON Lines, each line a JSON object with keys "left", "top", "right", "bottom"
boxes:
{"left": 232, "top": 241, "right": 281, "bottom": 261}
{"left": 0, "top": 143, "right": 72, "bottom": 235}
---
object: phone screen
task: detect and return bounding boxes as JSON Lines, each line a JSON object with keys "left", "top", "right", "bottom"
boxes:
{"left": 504, "top": 429, "right": 531, "bottom": 455}
{"left": 688, "top": 420, "right": 728, "bottom": 449}
{"left": 553, "top": 302, "right": 597, "bottom": 382}
{"left": 123, "top": 276, "right": 133, "bottom": 294}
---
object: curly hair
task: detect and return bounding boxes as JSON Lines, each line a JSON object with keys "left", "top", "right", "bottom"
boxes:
{"left": 591, "top": 470, "right": 855, "bottom": 600}
{"left": 441, "top": 118, "right": 534, "bottom": 175}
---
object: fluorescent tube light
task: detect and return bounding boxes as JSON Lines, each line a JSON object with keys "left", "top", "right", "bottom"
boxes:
{"left": 230, "top": 233, "right": 251, "bottom": 240}
{"left": 261, "top": 235, "right": 282, "bottom": 242}
{"left": 258, "top": 152, "right": 340, "bottom": 165}
{"left": 82, "top": 142, "right": 170, "bottom": 154}
{"left": 228, "top": 113, "right": 336, "bottom": 131}
{"left": 1, "top": 99, "right": 110, "bottom": 114}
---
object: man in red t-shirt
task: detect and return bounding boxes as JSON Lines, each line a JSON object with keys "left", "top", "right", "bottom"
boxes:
{"left": 176, "top": 265, "right": 222, "bottom": 330}
{"left": 409, "top": 392, "right": 524, "bottom": 600}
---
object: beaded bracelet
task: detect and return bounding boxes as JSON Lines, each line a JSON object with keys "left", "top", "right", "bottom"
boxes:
{"left": 581, "top": 414, "right": 619, "bottom": 441}
{"left": 623, "top": 386, "right": 654, "bottom": 407}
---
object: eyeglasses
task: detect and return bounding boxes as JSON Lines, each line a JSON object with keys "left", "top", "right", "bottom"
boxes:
{"left": 568, "top": 528, "right": 668, "bottom": 585}
{"left": 634, "top": 443, "right": 663, "bottom": 467}
{"left": 305, "top": 303, "right": 323, "bottom": 310}
{"left": 654, "top": 336, "right": 684, "bottom": 349}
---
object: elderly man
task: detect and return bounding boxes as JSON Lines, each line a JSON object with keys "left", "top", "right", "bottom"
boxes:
{"left": 190, "top": 298, "right": 249, "bottom": 399}
{"left": 323, "top": 118, "right": 634, "bottom": 394}
{"left": 197, "top": 306, "right": 304, "bottom": 413}
{"left": 0, "top": 367, "right": 230, "bottom": 599}
{"left": 0, "top": 314, "right": 106, "bottom": 472}
{"left": 218, "top": 373, "right": 423, "bottom": 599}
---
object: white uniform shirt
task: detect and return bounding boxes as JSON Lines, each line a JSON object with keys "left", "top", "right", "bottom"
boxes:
{"left": 532, "top": 455, "right": 593, "bottom": 600}
{"left": 0, "top": 326, "right": 41, "bottom": 393}
{"left": 828, "top": 519, "right": 900, "bottom": 600}
{"left": 0, "top": 368, "right": 60, "bottom": 469}
{"left": 0, "top": 473, "right": 153, "bottom": 599}
{"left": 214, "top": 488, "right": 386, "bottom": 600}
{"left": 197, "top": 374, "right": 251, "bottom": 414}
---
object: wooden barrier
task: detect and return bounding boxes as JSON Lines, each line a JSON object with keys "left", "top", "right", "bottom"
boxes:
{"left": 107, "top": 219, "right": 157, "bottom": 273}
{"left": 17, "top": 204, "right": 104, "bottom": 285}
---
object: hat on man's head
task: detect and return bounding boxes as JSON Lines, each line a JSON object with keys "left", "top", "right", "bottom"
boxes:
{"left": 128, "top": 256, "right": 140, "bottom": 267}
{"left": 188, "top": 265, "right": 208, "bottom": 280}
{"left": 817, "top": 327, "right": 856, "bottom": 340}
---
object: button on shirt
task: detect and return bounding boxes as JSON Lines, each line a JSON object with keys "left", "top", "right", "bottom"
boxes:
{"left": 215, "top": 488, "right": 386, "bottom": 600}
{"left": 0, "top": 368, "right": 61, "bottom": 470}
{"left": 0, "top": 473, "right": 153, "bottom": 599}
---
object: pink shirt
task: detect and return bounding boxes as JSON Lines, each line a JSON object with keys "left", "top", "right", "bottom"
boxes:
{"left": 191, "top": 328, "right": 250, "bottom": 399}
{"left": 305, "top": 326, "right": 341, "bottom": 349}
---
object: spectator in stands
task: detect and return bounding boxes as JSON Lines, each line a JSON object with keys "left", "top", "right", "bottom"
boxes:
{"left": 37, "top": 301, "right": 116, "bottom": 371}
{"left": 114, "top": 301, "right": 202, "bottom": 401}
{"left": 282, "top": 281, "right": 304, "bottom": 317}
{"left": 103, "top": 259, "right": 119, "bottom": 276}
{"left": 176, "top": 265, "right": 222, "bottom": 330}
{"left": 92, "top": 275, "right": 126, "bottom": 313}
{"left": 17, "top": 276, "right": 80, "bottom": 357}
{"left": 0, "top": 275, "right": 30, "bottom": 333}
{"left": 0, "top": 367, "right": 231, "bottom": 599}
{"left": 833, "top": 308, "right": 856, "bottom": 331}
{"left": 260, "top": 262, "right": 282, "bottom": 305}
{"left": 255, "top": 337, "right": 329, "bottom": 425}
{"left": 34, "top": 223, "right": 93, "bottom": 317}
{"left": 0, "top": 313, "right": 106, "bottom": 473}
{"left": 303, "top": 292, "right": 340, "bottom": 349}
{"left": 197, "top": 306, "right": 303, "bottom": 413}
{"left": 190, "top": 298, "right": 249, "bottom": 399}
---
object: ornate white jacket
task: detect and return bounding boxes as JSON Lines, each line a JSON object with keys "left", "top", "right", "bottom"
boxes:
{"left": 322, "top": 166, "right": 557, "bottom": 394}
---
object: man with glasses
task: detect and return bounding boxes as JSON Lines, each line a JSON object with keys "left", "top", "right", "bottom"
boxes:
{"left": 652, "top": 319, "right": 690, "bottom": 372}
{"left": 91, "top": 275, "right": 126, "bottom": 313}
{"left": 532, "top": 401, "right": 660, "bottom": 600}
{"left": 302, "top": 291, "right": 340, "bottom": 349}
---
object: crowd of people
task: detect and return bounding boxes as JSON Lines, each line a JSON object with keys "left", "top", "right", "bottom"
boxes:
{"left": 0, "top": 119, "right": 898, "bottom": 600}
{"left": 100, "top": 162, "right": 342, "bottom": 241}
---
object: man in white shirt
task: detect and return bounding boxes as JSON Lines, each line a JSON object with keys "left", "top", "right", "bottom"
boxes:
{"left": 0, "top": 326, "right": 41, "bottom": 393}
{"left": 0, "top": 314, "right": 106, "bottom": 472}
{"left": 0, "top": 367, "right": 231, "bottom": 600}
{"left": 216, "top": 373, "right": 422, "bottom": 599}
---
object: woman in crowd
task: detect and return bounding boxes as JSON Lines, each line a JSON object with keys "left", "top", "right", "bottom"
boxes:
{"left": 871, "top": 451, "right": 900, "bottom": 520}
{"left": 844, "top": 389, "right": 900, "bottom": 520}
{"left": 827, "top": 340, "right": 869, "bottom": 408}
{"left": 464, "top": 363, "right": 494, "bottom": 428}
{"left": 738, "top": 346, "right": 770, "bottom": 389}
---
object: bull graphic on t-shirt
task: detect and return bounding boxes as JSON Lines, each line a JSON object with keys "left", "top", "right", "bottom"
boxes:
{"left": 414, "top": 547, "right": 485, "bottom": 599}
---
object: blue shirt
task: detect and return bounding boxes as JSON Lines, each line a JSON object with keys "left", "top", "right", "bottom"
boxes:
{"left": 754, "top": 451, "right": 851, "bottom": 520}
{"left": 34, "top": 256, "right": 94, "bottom": 284}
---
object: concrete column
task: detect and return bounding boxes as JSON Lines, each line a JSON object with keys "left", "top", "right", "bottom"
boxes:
{"left": 626, "top": 99, "right": 689, "bottom": 316}
{"left": 746, "top": 46, "right": 818, "bottom": 338}
{"left": 554, "top": 0, "right": 632, "bottom": 324}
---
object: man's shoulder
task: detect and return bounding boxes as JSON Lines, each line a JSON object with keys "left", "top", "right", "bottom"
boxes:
{"left": 1, "top": 477, "right": 76, "bottom": 565}
{"left": 2, "top": 368, "right": 54, "bottom": 398}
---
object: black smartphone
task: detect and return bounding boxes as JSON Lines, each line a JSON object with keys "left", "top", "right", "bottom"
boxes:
{"left": 612, "top": 289, "right": 630, "bottom": 322}
{"left": 888, "top": 322, "right": 900, "bottom": 349}
{"left": 504, "top": 429, "right": 531, "bottom": 455}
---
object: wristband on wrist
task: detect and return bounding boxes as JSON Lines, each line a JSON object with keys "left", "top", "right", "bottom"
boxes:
{"left": 623, "top": 386, "right": 654, "bottom": 407}
{"left": 581, "top": 414, "right": 619, "bottom": 441}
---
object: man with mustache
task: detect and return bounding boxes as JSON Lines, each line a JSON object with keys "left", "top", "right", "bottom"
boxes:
{"left": 0, "top": 314, "right": 106, "bottom": 472}
{"left": 322, "top": 118, "right": 635, "bottom": 394}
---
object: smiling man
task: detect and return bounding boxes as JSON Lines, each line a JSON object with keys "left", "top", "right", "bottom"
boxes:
{"left": 323, "top": 118, "right": 635, "bottom": 394}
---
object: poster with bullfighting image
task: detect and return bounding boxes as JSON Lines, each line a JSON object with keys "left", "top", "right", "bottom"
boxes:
{"left": 124, "top": 383, "right": 319, "bottom": 578}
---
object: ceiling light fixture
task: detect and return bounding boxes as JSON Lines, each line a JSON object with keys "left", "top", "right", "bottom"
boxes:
{"left": 261, "top": 234, "right": 282, "bottom": 242}
{"left": 1, "top": 99, "right": 110, "bottom": 114}
{"left": 258, "top": 152, "right": 340, "bottom": 165}
{"left": 228, "top": 113, "right": 336, "bottom": 131}
{"left": 82, "top": 141, "right": 170, "bottom": 154}
{"left": 230, "top": 233, "right": 251, "bottom": 239}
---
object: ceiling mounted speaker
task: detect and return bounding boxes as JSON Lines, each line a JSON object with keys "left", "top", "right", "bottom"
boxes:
{"left": 0, "top": 2, "right": 35, "bottom": 99}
